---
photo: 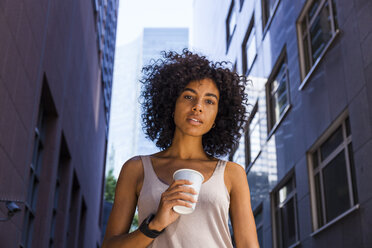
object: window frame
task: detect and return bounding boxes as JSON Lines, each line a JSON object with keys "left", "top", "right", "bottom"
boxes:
{"left": 261, "top": 0, "right": 280, "bottom": 35}
{"left": 226, "top": 0, "right": 237, "bottom": 52}
{"left": 265, "top": 47, "right": 291, "bottom": 136}
{"left": 239, "top": 0, "right": 245, "bottom": 11}
{"left": 21, "top": 104, "right": 46, "bottom": 248}
{"left": 307, "top": 111, "right": 359, "bottom": 233}
{"left": 245, "top": 102, "right": 261, "bottom": 168}
{"left": 296, "top": 0, "right": 339, "bottom": 90}
{"left": 242, "top": 16, "right": 257, "bottom": 75}
{"left": 271, "top": 170, "right": 300, "bottom": 248}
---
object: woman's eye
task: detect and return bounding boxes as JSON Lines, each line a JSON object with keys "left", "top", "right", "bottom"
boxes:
{"left": 206, "top": 99, "right": 214, "bottom": 105}
{"left": 184, "top": 95, "right": 193, "bottom": 100}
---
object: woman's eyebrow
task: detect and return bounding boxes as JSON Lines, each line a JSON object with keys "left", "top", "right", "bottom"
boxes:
{"left": 205, "top": 93, "right": 218, "bottom": 100}
{"left": 183, "top": 88, "right": 219, "bottom": 100}
{"left": 183, "top": 88, "right": 197, "bottom": 94}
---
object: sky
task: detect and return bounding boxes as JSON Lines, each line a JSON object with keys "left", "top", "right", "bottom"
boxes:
{"left": 116, "top": 0, "right": 193, "bottom": 46}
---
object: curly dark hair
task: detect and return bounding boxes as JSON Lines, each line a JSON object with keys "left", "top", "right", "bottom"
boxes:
{"left": 140, "top": 49, "right": 248, "bottom": 157}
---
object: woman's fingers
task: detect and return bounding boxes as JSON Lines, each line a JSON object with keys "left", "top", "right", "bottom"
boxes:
{"left": 153, "top": 180, "right": 198, "bottom": 229}
{"left": 168, "top": 179, "right": 193, "bottom": 189}
{"left": 159, "top": 180, "right": 198, "bottom": 210}
{"left": 163, "top": 191, "right": 197, "bottom": 203}
{"left": 169, "top": 199, "right": 193, "bottom": 208}
{"left": 168, "top": 185, "right": 198, "bottom": 195}
{"left": 167, "top": 180, "right": 197, "bottom": 194}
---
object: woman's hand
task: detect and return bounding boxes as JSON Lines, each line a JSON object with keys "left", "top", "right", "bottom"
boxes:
{"left": 149, "top": 180, "right": 197, "bottom": 231}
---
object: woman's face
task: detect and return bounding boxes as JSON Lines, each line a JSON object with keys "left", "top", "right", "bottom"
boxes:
{"left": 173, "top": 78, "right": 220, "bottom": 137}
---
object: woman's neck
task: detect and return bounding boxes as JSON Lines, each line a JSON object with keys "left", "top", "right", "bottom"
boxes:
{"left": 157, "top": 133, "right": 210, "bottom": 161}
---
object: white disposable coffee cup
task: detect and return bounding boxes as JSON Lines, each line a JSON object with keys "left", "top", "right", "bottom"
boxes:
{"left": 172, "top": 169, "right": 204, "bottom": 214}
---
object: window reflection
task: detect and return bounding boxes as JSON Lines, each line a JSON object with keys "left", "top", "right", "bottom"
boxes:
{"left": 242, "top": 17, "right": 256, "bottom": 75}
{"left": 249, "top": 105, "right": 261, "bottom": 164}
{"left": 248, "top": 136, "right": 278, "bottom": 210}
{"left": 298, "top": 0, "right": 338, "bottom": 79}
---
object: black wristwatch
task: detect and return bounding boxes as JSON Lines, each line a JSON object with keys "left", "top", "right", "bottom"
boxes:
{"left": 139, "top": 214, "right": 165, "bottom": 239}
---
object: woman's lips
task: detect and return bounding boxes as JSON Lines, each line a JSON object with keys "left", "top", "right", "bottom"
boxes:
{"left": 187, "top": 117, "right": 203, "bottom": 125}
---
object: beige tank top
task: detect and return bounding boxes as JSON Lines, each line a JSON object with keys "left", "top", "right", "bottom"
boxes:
{"left": 137, "top": 155, "right": 233, "bottom": 248}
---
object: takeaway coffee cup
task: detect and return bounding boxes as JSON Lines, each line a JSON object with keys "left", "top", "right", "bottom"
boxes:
{"left": 172, "top": 169, "right": 204, "bottom": 214}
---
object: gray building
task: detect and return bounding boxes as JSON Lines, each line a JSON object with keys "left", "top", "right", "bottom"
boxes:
{"left": 136, "top": 28, "right": 189, "bottom": 155}
{"left": 106, "top": 36, "right": 143, "bottom": 178}
{"left": 192, "top": 0, "right": 372, "bottom": 247}
{"left": 0, "top": 0, "right": 118, "bottom": 247}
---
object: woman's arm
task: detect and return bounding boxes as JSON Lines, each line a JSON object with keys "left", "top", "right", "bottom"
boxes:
{"left": 227, "top": 162, "right": 260, "bottom": 248}
{"left": 102, "top": 158, "right": 155, "bottom": 248}
{"left": 102, "top": 157, "right": 197, "bottom": 248}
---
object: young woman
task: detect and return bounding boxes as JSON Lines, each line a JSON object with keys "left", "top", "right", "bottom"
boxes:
{"left": 102, "top": 50, "right": 259, "bottom": 248}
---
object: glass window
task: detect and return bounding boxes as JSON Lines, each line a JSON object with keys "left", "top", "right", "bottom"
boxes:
{"left": 322, "top": 151, "right": 350, "bottom": 222}
{"left": 273, "top": 175, "right": 299, "bottom": 248}
{"left": 310, "top": 117, "right": 358, "bottom": 229}
{"left": 320, "top": 126, "right": 343, "bottom": 160}
{"left": 22, "top": 103, "right": 46, "bottom": 248}
{"left": 242, "top": 18, "right": 256, "bottom": 75}
{"left": 298, "top": 0, "right": 338, "bottom": 79}
{"left": 262, "top": 0, "right": 278, "bottom": 28}
{"left": 229, "top": 11, "right": 237, "bottom": 37}
{"left": 226, "top": 1, "right": 236, "bottom": 48}
{"left": 267, "top": 57, "right": 290, "bottom": 131}
{"left": 246, "top": 26, "right": 256, "bottom": 71}
{"left": 240, "top": 0, "right": 245, "bottom": 10}
{"left": 248, "top": 104, "right": 260, "bottom": 164}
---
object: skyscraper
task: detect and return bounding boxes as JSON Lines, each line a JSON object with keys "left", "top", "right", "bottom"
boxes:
{"left": 192, "top": 0, "right": 372, "bottom": 247}
{"left": 0, "top": 0, "right": 118, "bottom": 247}
{"left": 106, "top": 36, "right": 143, "bottom": 177}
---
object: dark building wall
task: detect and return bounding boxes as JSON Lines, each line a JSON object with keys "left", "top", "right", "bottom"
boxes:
{"left": 0, "top": 0, "right": 115, "bottom": 247}
{"left": 192, "top": 0, "right": 372, "bottom": 247}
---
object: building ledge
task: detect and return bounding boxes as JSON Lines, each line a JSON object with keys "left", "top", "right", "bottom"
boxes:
{"left": 288, "top": 241, "right": 301, "bottom": 248}
{"left": 310, "top": 204, "right": 360, "bottom": 237}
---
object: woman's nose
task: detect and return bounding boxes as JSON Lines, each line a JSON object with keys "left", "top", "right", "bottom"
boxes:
{"left": 192, "top": 103, "right": 202, "bottom": 113}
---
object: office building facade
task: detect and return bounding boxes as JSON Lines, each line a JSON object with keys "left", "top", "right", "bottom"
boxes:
{"left": 0, "top": 0, "right": 118, "bottom": 247}
{"left": 192, "top": 0, "right": 372, "bottom": 247}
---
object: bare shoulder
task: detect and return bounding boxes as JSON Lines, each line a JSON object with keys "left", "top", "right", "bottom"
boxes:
{"left": 224, "top": 161, "right": 247, "bottom": 193}
{"left": 116, "top": 156, "right": 144, "bottom": 197}
{"left": 118, "top": 156, "right": 142, "bottom": 177}
{"left": 225, "top": 161, "right": 246, "bottom": 179}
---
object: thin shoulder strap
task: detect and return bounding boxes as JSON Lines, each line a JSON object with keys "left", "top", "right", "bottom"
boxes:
{"left": 217, "top": 159, "right": 227, "bottom": 170}
{"left": 140, "top": 156, "right": 152, "bottom": 177}
{"left": 212, "top": 159, "right": 226, "bottom": 177}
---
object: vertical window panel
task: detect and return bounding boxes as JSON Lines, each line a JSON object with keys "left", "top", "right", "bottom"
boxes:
{"left": 226, "top": 0, "right": 236, "bottom": 49}
{"left": 249, "top": 106, "right": 260, "bottom": 163}
{"left": 262, "top": 0, "right": 278, "bottom": 28}
{"left": 273, "top": 174, "right": 299, "bottom": 248}
{"left": 267, "top": 52, "right": 290, "bottom": 132}
{"left": 242, "top": 17, "right": 256, "bottom": 75}
{"left": 322, "top": 151, "right": 350, "bottom": 222}
{"left": 320, "top": 126, "right": 343, "bottom": 161}
{"left": 298, "top": 0, "right": 338, "bottom": 79}
{"left": 309, "top": 116, "right": 358, "bottom": 230}
{"left": 280, "top": 198, "right": 296, "bottom": 247}
{"left": 314, "top": 173, "right": 324, "bottom": 226}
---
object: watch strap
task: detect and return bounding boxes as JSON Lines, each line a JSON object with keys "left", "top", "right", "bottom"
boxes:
{"left": 139, "top": 214, "right": 164, "bottom": 239}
